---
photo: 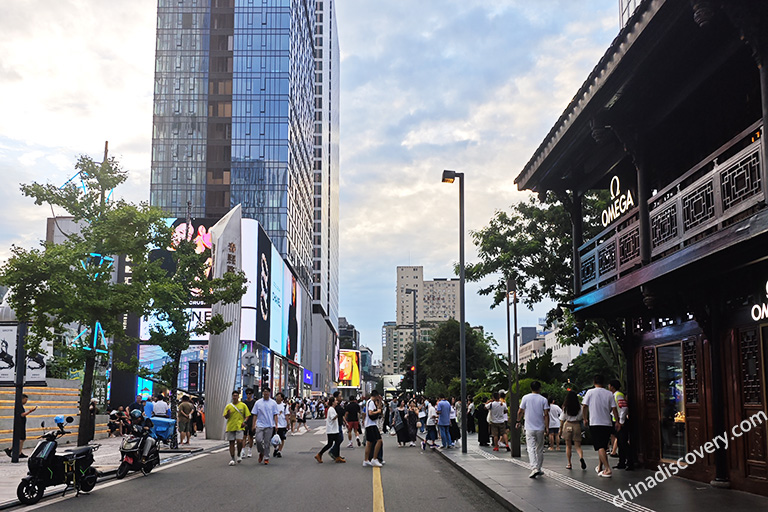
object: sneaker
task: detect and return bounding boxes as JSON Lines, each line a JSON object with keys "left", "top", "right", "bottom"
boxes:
{"left": 529, "top": 469, "right": 538, "bottom": 478}
{"left": 334, "top": 457, "right": 346, "bottom": 463}
{"left": 371, "top": 459, "right": 383, "bottom": 467}
{"left": 409, "top": 442, "right": 415, "bottom": 447}
{"left": 276, "top": 452, "right": 282, "bottom": 458}
{"left": 356, "top": 437, "right": 361, "bottom": 446}
{"left": 264, "top": 460, "right": 269, "bottom": 465}
{"left": 493, "top": 446, "right": 499, "bottom": 452}
{"left": 536, "top": 470, "right": 544, "bottom": 476}
{"left": 236, "top": 455, "right": 242, "bottom": 463}
{"left": 380, "top": 460, "right": 386, "bottom": 465}
{"left": 580, "top": 458, "right": 586, "bottom": 470}
{"left": 505, "top": 445, "right": 511, "bottom": 452}
{"left": 229, "top": 460, "right": 236, "bottom": 466}
{"left": 421, "top": 441, "right": 426, "bottom": 450}
{"left": 362, "top": 460, "right": 372, "bottom": 467}
{"left": 314, "top": 453, "right": 323, "bottom": 464}
{"left": 273, "top": 449, "right": 279, "bottom": 457}
{"left": 18, "top": 453, "right": 27, "bottom": 458}
{"left": 246, "top": 449, "right": 252, "bottom": 458}
{"left": 347, "top": 441, "right": 354, "bottom": 448}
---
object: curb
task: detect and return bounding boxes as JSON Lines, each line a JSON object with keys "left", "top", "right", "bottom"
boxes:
{"left": 0, "top": 443, "right": 225, "bottom": 510}
{"left": 418, "top": 434, "right": 524, "bottom": 512}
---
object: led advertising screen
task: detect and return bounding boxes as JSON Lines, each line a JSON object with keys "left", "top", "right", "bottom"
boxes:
{"left": 338, "top": 350, "right": 360, "bottom": 388}
{"left": 269, "top": 244, "right": 285, "bottom": 356}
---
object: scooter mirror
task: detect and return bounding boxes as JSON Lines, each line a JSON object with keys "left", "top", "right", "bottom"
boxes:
{"left": 40, "top": 421, "right": 45, "bottom": 428}
{"left": 65, "top": 416, "right": 74, "bottom": 424}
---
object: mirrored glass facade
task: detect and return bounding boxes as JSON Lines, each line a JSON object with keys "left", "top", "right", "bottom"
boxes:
{"left": 150, "top": 0, "right": 317, "bottom": 288}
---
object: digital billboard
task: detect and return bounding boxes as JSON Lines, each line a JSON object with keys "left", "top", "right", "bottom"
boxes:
{"left": 338, "top": 350, "right": 360, "bottom": 388}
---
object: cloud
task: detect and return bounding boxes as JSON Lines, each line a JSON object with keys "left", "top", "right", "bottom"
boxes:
{"left": 0, "top": 0, "right": 620, "bottom": 364}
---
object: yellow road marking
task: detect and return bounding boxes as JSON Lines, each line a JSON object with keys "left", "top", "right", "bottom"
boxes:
{"left": 373, "top": 466, "right": 385, "bottom": 512}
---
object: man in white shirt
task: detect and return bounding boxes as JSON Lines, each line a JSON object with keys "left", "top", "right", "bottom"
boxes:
{"left": 516, "top": 381, "right": 550, "bottom": 478}
{"left": 363, "top": 390, "right": 383, "bottom": 467}
{"left": 273, "top": 392, "right": 289, "bottom": 458}
{"left": 250, "top": 386, "right": 279, "bottom": 465}
{"left": 152, "top": 394, "right": 169, "bottom": 417}
{"left": 488, "top": 392, "right": 509, "bottom": 452}
{"left": 547, "top": 396, "right": 563, "bottom": 451}
{"left": 583, "top": 375, "right": 619, "bottom": 477}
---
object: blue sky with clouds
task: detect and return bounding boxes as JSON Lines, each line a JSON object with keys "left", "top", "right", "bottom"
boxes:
{"left": 0, "top": 1, "right": 620, "bottom": 362}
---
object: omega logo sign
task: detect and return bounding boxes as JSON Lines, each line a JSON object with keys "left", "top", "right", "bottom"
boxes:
{"left": 750, "top": 282, "right": 768, "bottom": 321}
{"left": 601, "top": 176, "right": 635, "bottom": 227}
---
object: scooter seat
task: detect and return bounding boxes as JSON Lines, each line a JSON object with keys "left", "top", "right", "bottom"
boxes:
{"left": 61, "top": 446, "right": 92, "bottom": 459}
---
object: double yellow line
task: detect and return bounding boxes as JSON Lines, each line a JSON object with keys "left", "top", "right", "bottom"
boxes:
{"left": 372, "top": 466, "right": 385, "bottom": 512}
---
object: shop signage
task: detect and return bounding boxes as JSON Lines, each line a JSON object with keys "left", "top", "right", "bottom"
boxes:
{"left": 601, "top": 176, "right": 635, "bottom": 227}
{"left": 750, "top": 282, "right": 768, "bottom": 321}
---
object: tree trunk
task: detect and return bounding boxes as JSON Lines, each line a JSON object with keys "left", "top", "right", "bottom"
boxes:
{"left": 169, "top": 351, "right": 181, "bottom": 449}
{"left": 77, "top": 355, "right": 96, "bottom": 446}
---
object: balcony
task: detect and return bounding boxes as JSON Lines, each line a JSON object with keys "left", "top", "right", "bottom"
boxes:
{"left": 578, "top": 122, "right": 763, "bottom": 295}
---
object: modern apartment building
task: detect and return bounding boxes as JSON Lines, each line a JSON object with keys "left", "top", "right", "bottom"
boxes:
{"left": 396, "top": 266, "right": 460, "bottom": 325}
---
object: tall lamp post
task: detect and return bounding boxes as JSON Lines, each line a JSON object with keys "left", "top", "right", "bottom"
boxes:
{"left": 506, "top": 278, "right": 521, "bottom": 457}
{"left": 405, "top": 288, "right": 418, "bottom": 394}
{"left": 441, "top": 169, "right": 467, "bottom": 454}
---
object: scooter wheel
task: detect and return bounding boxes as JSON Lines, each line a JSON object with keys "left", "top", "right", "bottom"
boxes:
{"left": 79, "top": 467, "right": 98, "bottom": 492}
{"left": 116, "top": 462, "right": 130, "bottom": 480}
{"left": 17, "top": 479, "right": 44, "bottom": 505}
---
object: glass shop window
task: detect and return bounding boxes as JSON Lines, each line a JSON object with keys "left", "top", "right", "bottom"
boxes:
{"left": 658, "top": 343, "right": 686, "bottom": 461}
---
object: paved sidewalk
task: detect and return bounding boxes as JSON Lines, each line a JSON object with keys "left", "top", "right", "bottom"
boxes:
{"left": 0, "top": 432, "right": 225, "bottom": 508}
{"left": 429, "top": 434, "right": 768, "bottom": 512}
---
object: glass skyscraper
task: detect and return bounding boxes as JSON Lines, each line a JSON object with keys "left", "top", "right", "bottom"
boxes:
{"left": 150, "top": 0, "right": 318, "bottom": 287}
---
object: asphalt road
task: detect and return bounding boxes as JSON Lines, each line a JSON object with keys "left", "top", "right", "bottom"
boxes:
{"left": 16, "top": 420, "right": 506, "bottom": 512}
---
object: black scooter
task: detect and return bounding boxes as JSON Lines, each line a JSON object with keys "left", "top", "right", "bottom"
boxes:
{"left": 116, "top": 423, "right": 160, "bottom": 479}
{"left": 17, "top": 416, "right": 100, "bottom": 505}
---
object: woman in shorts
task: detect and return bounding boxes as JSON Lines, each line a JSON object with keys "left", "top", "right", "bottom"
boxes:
{"left": 559, "top": 391, "right": 586, "bottom": 470}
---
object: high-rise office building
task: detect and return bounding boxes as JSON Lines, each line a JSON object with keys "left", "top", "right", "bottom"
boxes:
{"left": 150, "top": 0, "right": 340, "bottom": 393}
{"left": 150, "top": 0, "right": 317, "bottom": 287}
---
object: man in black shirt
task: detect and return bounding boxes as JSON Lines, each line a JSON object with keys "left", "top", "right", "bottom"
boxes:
{"left": 128, "top": 395, "right": 143, "bottom": 412}
{"left": 345, "top": 396, "right": 361, "bottom": 447}
{"left": 241, "top": 388, "right": 257, "bottom": 458}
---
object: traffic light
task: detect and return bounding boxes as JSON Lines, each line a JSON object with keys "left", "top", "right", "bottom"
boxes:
{"left": 410, "top": 365, "right": 415, "bottom": 372}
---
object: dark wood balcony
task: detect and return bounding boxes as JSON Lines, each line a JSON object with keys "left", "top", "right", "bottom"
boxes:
{"left": 576, "top": 121, "right": 765, "bottom": 309}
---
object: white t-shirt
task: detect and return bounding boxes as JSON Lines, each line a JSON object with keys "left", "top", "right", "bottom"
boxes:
{"left": 426, "top": 404, "right": 437, "bottom": 426}
{"left": 364, "top": 399, "right": 379, "bottom": 428}
{"left": 519, "top": 393, "right": 550, "bottom": 431}
{"left": 488, "top": 400, "right": 506, "bottom": 424}
{"left": 326, "top": 406, "right": 339, "bottom": 434}
{"left": 251, "top": 398, "right": 279, "bottom": 428}
{"left": 548, "top": 404, "right": 563, "bottom": 428}
{"left": 152, "top": 400, "right": 169, "bottom": 416}
{"left": 276, "top": 402, "right": 288, "bottom": 428}
{"left": 582, "top": 387, "right": 616, "bottom": 427}
{"left": 559, "top": 408, "right": 583, "bottom": 423}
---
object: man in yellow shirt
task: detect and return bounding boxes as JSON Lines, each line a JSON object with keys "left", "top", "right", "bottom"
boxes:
{"left": 223, "top": 390, "right": 251, "bottom": 466}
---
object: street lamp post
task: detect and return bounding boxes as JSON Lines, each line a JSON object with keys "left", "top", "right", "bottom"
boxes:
{"left": 405, "top": 288, "right": 418, "bottom": 394}
{"left": 442, "top": 169, "right": 467, "bottom": 454}
{"left": 506, "top": 278, "right": 521, "bottom": 457}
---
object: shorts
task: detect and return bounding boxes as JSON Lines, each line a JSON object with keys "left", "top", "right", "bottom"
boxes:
{"left": 178, "top": 420, "right": 191, "bottom": 433}
{"left": 490, "top": 422, "right": 506, "bottom": 439}
{"left": 365, "top": 425, "right": 381, "bottom": 443}
{"left": 347, "top": 421, "right": 359, "bottom": 433}
{"left": 548, "top": 427, "right": 560, "bottom": 435}
{"left": 225, "top": 430, "right": 244, "bottom": 441}
{"left": 562, "top": 422, "right": 582, "bottom": 442}
{"left": 277, "top": 427, "right": 287, "bottom": 440}
{"left": 590, "top": 425, "right": 613, "bottom": 451}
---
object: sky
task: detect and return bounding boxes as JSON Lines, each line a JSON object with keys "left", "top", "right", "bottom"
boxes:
{"left": 0, "top": 1, "right": 620, "bottom": 363}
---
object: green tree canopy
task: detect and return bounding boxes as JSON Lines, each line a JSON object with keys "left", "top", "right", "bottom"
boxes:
{"left": 0, "top": 154, "right": 170, "bottom": 445}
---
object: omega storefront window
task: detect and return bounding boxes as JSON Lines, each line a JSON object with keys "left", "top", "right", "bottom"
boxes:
{"left": 658, "top": 343, "right": 686, "bottom": 460}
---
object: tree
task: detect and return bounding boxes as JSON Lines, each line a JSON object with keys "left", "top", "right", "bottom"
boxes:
{"left": 521, "top": 349, "right": 563, "bottom": 383}
{"left": 142, "top": 227, "right": 247, "bottom": 438}
{"left": 0, "top": 154, "right": 169, "bottom": 446}
{"left": 564, "top": 341, "right": 620, "bottom": 392}
{"left": 421, "top": 319, "right": 496, "bottom": 392}
{"left": 465, "top": 191, "right": 627, "bottom": 382}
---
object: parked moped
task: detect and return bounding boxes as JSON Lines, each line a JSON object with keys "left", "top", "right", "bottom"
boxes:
{"left": 17, "top": 416, "right": 100, "bottom": 505}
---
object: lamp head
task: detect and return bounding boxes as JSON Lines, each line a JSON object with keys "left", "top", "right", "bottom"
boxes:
{"left": 405, "top": 288, "right": 416, "bottom": 294}
{"left": 506, "top": 278, "right": 516, "bottom": 293}
{"left": 442, "top": 170, "right": 457, "bottom": 183}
